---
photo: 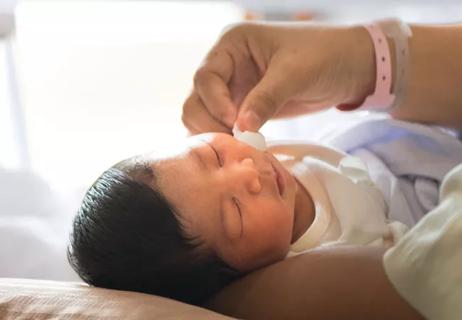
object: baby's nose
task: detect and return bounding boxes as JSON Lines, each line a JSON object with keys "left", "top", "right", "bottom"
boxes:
{"left": 241, "top": 158, "right": 261, "bottom": 194}
{"left": 241, "top": 158, "right": 255, "bottom": 168}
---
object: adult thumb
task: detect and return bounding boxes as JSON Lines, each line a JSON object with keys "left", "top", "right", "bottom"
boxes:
{"left": 236, "top": 68, "right": 292, "bottom": 132}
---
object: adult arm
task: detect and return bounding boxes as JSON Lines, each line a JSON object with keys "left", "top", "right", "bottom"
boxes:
{"left": 182, "top": 22, "right": 462, "bottom": 133}
{"left": 391, "top": 23, "right": 462, "bottom": 128}
{"left": 206, "top": 246, "right": 424, "bottom": 320}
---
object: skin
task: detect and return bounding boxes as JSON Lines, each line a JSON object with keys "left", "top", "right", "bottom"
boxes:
{"left": 183, "top": 22, "right": 462, "bottom": 133}
{"left": 177, "top": 20, "right": 462, "bottom": 319}
{"left": 182, "top": 23, "right": 375, "bottom": 133}
{"left": 142, "top": 134, "right": 424, "bottom": 318}
{"left": 207, "top": 246, "right": 424, "bottom": 320}
{"left": 146, "top": 133, "right": 315, "bottom": 272}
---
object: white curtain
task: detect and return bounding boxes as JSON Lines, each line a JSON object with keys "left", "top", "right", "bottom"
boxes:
{"left": 0, "top": 0, "right": 241, "bottom": 282}
{"left": 1, "top": 1, "right": 79, "bottom": 281}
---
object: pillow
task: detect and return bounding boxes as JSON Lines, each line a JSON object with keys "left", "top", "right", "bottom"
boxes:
{"left": 0, "top": 278, "right": 231, "bottom": 319}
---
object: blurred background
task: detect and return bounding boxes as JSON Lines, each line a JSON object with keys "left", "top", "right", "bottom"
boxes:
{"left": 1, "top": 0, "right": 461, "bottom": 281}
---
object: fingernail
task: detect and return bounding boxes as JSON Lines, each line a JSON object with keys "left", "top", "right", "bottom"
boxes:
{"left": 243, "top": 111, "right": 261, "bottom": 131}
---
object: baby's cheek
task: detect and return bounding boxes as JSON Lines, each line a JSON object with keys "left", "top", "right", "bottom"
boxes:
{"left": 260, "top": 204, "right": 293, "bottom": 244}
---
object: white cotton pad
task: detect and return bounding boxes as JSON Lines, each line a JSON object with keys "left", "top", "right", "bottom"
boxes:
{"left": 232, "top": 125, "right": 267, "bottom": 151}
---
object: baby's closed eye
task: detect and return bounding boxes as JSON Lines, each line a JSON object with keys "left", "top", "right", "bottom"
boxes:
{"left": 221, "top": 197, "right": 243, "bottom": 241}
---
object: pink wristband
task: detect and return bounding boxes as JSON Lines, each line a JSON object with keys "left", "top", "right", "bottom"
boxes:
{"left": 359, "top": 23, "right": 395, "bottom": 110}
{"left": 337, "top": 23, "right": 396, "bottom": 112}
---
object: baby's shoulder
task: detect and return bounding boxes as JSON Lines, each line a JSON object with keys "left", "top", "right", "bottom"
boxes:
{"left": 268, "top": 140, "right": 348, "bottom": 167}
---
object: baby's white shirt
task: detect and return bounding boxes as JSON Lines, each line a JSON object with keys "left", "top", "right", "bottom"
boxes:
{"left": 269, "top": 142, "right": 408, "bottom": 256}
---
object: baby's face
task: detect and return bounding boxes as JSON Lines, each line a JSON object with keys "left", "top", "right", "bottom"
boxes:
{"left": 148, "top": 133, "right": 297, "bottom": 272}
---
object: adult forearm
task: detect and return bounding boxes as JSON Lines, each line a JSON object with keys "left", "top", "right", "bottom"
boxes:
{"left": 391, "top": 23, "right": 462, "bottom": 128}
{"left": 207, "top": 246, "right": 424, "bottom": 320}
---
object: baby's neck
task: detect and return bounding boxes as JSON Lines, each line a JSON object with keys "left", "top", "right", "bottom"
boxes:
{"left": 291, "top": 177, "right": 315, "bottom": 244}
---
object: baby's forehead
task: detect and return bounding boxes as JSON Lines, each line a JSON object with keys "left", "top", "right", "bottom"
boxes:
{"left": 144, "top": 131, "right": 272, "bottom": 178}
{"left": 190, "top": 132, "right": 232, "bottom": 144}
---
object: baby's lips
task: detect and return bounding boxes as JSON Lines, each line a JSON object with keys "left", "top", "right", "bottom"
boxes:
{"left": 232, "top": 125, "right": 267, "bottom": 151}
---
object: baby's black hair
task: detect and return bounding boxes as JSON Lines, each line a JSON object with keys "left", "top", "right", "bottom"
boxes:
{"left": 68, "top": 158, "right": 239, "bottom": 305}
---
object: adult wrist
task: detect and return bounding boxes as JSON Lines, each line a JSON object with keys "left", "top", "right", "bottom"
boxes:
{"left": 336, "top": 25, "right": 377, "bottom": 110}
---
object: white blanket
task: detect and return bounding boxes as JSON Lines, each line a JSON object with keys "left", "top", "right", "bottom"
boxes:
{"left": 326, "top": 118, "right": 462, "bottom": 227}
{"left": 384, "top": 162, "right": 462, "bottom": 320}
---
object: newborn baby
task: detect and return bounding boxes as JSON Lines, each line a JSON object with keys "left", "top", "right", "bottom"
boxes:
{"left": 68, "top": 132, "right": 405, "bottom": 305}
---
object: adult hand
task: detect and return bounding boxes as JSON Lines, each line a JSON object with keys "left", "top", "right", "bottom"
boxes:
{"left": 182, "top": 22, "right": 375, "bottom": 134}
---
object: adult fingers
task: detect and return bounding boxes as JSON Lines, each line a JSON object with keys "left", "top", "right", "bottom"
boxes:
{"left": 182, "top": 92, "right": 231, "bottom": 134}
{"left": 194, "top": 49, "right": 236, "bottom": 129}
{"left": 236, "top": 62, "right": 294, "bottom": 132}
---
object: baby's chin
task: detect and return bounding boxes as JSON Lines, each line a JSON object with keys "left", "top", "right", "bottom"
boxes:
{"left": 248, "top": 251, "right": 289, "bottom": 273}
{"left": 228, "top": 245, "right": 291, "bottom": 273}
